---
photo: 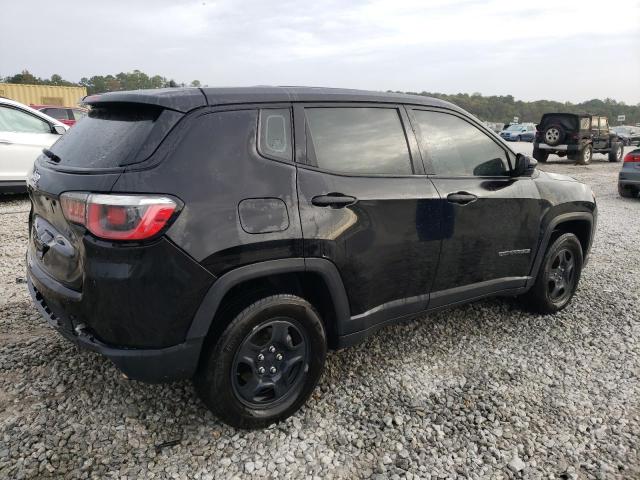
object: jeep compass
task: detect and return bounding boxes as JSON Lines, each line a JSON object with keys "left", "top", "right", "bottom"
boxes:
{"left": 26, "top": 87, "right": 597, "bottom": 428}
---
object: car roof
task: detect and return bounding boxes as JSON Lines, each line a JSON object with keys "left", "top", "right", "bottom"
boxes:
{"left": 31, "top": 104, "right": 85, "bottom": 110}
{"left": 0, "top": 97, "right": 68, "bottom": 128}
{"left": 84, "top": 86, "right": 463, "bottom": 114}
{"left": 542, "top": 112, "right": 591, "bottom": 118}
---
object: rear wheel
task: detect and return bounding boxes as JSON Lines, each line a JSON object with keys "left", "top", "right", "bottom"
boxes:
{"left": 619, "top": 184, "right": 638, "bottom": 198}
{"left": 194, "top": 294, "right": 327, "bottom": 429}
{"left": 519, "top": 233, "right": 583, "bottom": 314}
{"left": 609, "top": 143, "right": 623, "bottom": 162}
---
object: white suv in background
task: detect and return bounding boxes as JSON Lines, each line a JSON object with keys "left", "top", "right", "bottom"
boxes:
{"left": 0, "top": 97, "right": 68, "bottom": 193}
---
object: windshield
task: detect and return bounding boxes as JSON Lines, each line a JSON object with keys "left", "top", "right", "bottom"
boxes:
{"left": 506, "top": 124, "right": 522, "bottom": 131}
{"left": 613, "top": 126, "right": 630, "bottom": 134}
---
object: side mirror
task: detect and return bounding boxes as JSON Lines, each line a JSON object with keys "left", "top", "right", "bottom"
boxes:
{"left": 513, "top": 153, "right": 537, "bottom": 177}
{"left": 52, "top": 125, "right": 66, "bottom": 135}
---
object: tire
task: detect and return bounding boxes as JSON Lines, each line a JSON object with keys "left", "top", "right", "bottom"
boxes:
{"left": 609, "top": 142, "right": 623, "bottom": 162}
{"left": 519, "top": 233, "right": 583, "bottom": 314}
{"left": 194, "top": 294, "right": 327, "bottom": 429}
{"left": 516, "top": 135, "right": 521, "bottom": 142}
{"left": 576, "top": 145, "right": 593, "bottom": 165}
{"left": 619, "top": 184, "right": 638, "bottom": 198}
{"left": 543, "top": 125, "right": 565, "bottom": 146}
{"left": 533, "top": 148, "right": 549, "bottom": 163}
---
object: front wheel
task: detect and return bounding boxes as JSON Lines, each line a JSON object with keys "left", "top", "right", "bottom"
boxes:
{"left": 519, "top": 233, "right": 583, "bottom": 314}
{"left": 576, "top": 145, "right": 593, "bottom": 165}
{"left": 609, "top": 143, "right": 623, "bottom": 162}
{"left": 194, "top": 294, "right": 327, "bottom": 429}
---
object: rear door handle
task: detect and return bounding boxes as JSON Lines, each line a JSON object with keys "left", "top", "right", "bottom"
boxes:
{"left": 447, "top": 191, "right": 478, "bottom": 205}
{"left": 311, "top": 194, "right": 357, "bottom": 208}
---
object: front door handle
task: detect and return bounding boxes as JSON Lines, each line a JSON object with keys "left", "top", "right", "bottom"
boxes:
{"left": 447, "top": 191, "right": 478, "bottom": 205}
{"left": 0, "top": 139, "right": 12, "bottom": 145}
{"left": 311, "top": 193, "right": 357, "bottom": 208}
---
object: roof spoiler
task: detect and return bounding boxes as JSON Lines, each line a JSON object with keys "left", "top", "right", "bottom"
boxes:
{"left": 82, "top": 88, "right": 207, "bottom": 113}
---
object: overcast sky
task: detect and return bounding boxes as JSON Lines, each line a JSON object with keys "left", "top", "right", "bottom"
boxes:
{"left": 2, "top": 0, "right": 639, "bottom": 104}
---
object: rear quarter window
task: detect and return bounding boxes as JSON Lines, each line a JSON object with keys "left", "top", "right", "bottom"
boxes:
{"left": 258, "top": 108, "right": 292, "bottom": 162}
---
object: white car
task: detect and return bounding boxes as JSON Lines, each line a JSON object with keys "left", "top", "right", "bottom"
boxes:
{"left": 0, "top": 98, "right": 68, "bottom": 193}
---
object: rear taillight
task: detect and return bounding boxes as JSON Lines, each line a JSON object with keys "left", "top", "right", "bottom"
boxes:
{"left": 624, "top": 152, "right": 640, "bottom": 163}
{"left": 60, "top": 193, "right": 179, "bottom": 240}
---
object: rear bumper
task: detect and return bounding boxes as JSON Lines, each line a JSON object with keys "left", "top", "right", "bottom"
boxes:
{"left": 619, "top": 171, "right": 640, "bottom": 186}
{"left": 535, "top": 143, "right": 581, "bottom": 152}
{"left": 27, "top": 271, "right": 202, "bottom": 382}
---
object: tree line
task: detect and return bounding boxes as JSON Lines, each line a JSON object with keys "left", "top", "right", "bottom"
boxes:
{"left": 1, "top": 70, "right": 202, "bottom": 95}
{"left": 2, "top": 70, "right": 638, "bottom": 124}
{"left": 394, "top": 91, "right": 640, "bottom": 125}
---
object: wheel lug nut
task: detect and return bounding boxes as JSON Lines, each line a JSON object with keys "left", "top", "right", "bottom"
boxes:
{"left": 270, "top": 366, "right": 277, "bottom": 374}
{"left": 257, "top": 354, "right": 264, "bottom": 361}
{"left": 268, "top": 345, "right": 276, "bottom": 353}
{"left": 275, "top": 353, "right": 283, "bottom": 361}
{"left": 258, "top": 367, "right": 265, "bottom": 374}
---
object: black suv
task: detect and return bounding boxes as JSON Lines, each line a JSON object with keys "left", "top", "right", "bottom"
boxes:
{"left": 533, "top": 113, "right": 624, "bottom": 164}
{"left": 26, "top": 87, "right": 597, "bottom": 428}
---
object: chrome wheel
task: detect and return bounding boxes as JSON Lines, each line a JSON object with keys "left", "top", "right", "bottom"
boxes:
{"left": 583, "top": 147, "right": 592, "bottom": 163}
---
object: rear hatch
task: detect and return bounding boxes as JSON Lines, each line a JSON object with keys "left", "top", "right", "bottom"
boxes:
{"left": 28, "top": 101, "right": 187, "bottom": 290}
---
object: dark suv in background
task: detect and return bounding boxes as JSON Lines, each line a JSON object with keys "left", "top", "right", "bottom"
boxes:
{"left": 27, "top": 87, "right": 597, "bottom": 428}
{"left": 533, "top": 113, "right": 623, "bottom": 164}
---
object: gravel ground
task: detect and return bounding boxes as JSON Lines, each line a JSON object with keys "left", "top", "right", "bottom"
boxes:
{"left": 1, "top": 146, "right": 638, "bottom": 479}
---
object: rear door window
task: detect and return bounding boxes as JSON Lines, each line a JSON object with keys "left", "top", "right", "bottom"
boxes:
{"left": 48, "top": 105, "right": 177, "bottom": 169}
{"left": 304, "top": 107, "right": 412, "bottom": 175}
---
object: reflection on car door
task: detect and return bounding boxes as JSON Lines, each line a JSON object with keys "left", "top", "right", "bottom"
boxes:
{"left": 294, "top": 104, "right": 443, "bottom": 336}
{"left": 409, "top": 108, "right": 541, "bottom": 307}
{"left": 0, "top": 106, "right": 59, "bottom": 181}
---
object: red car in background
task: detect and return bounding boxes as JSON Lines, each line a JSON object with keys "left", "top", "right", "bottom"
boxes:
{"left": 30, "top": 105, "right": 88, "bottom": 126}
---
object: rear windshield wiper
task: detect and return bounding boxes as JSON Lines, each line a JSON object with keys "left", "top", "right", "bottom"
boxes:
{"left": 42, "top": 148, "right": 61, "bottom": 163}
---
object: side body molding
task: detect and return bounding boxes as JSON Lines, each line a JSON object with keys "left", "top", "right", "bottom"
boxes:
{"left": 186, "top": 257, "right": 351, "bottom": 341}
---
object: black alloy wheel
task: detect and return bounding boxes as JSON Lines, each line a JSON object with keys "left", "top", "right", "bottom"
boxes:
{"left": 546, "top": 248, "right": 576, "bottom": 304}
{"left": 194, "top": 294, "right": 327, "bottom": 429}
{"left": 232, "top": 318, "right": 309, "bottom": 407}
{"left": 518, "top": 233, "right": 583, "bottom": 314}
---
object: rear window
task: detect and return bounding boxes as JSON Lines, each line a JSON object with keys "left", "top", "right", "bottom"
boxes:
{"left": 49, "top": 105, "right": 170, "bottom": 169}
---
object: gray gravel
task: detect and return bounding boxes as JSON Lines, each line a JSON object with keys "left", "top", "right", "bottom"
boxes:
{"left": 1, "top": 149, "right": 639, "bottom": 479}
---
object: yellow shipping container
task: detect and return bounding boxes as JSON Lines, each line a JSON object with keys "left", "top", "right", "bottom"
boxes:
{"left": 0, "top": 83, "right": 87, "bottom": 107}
